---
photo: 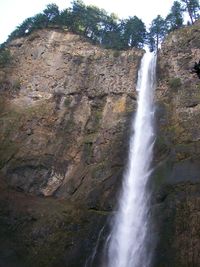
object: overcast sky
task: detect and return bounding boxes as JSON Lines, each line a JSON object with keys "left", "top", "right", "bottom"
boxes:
{"left": 0, "top": 0, "right": 175, "bottom": 44}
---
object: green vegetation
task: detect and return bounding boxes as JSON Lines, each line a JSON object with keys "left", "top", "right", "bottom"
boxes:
{"left": 147, "top": 0, "right": 199, "bottom": 51}
{"left": 0, "top": 47, "right": 11, "bottom": 67}
{"left": 168, "top": 77, "right": 182, "bottom": 90}
{"left": 64, "top": 97, "right": 71, "bottom": 107}
{"left": 180, "top": 0, "right": 200, "bottom": 24}
{"left": 12, "top": 79, "right": 21, "bottom": 91}
{"left": 166, "top": 1, "right": 184, "bottom": 31}
{"left": 3, "top": 0, "right": 200, "bottom": 51}
{"left": 112, "top": 50, "right": 121, "bottom": 57}
{"left": 6, "top": 1, "right": 146, "bottom": 50}
{"left": 148, "top": 15, "right": 167, "bottom": 51}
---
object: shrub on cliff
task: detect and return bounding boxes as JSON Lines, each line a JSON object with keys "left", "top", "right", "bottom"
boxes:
{"left": 168, "top": 77, "right": 182, "bottom": 90}
{"left": 0, "top": 48, "right": 12, "bottom": 67}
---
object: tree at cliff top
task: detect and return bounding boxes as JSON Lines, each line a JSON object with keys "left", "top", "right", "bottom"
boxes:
{"left": 121, "top": 16, "right": 146, "bottom": 49}
{"left": 8, "top": 17, "right": 35, "bottom": 40}
{"left": 68, "top": 0, "right": 86, "bottom": 33}
{"left": 43, "top": 3, "right": 60, "bottom": 23}
{"left": 100, "top": 13, "right": 123, "bottom": 49}
{"left": 69, "top": 0, "right": 124, "bottom": 48}
{"left": 148, "top": 15, "right": 167, "bottom": 51}
{"left": 7, "top": 3, "right": 60, "bottom": 41}
{"left": 180, "top": 0, "right": 200, "bottom": 24}
{"left": 83, "top": 5, "right": 103, "bottom": 42}
{"left": 165, "top": 1, "right": 184, "bottom": 32}
{"left": 6, "top": 0, "right": 147, "bottom": 50}
{"left": 5, "top": 0, "right": 200, "bottom": 51}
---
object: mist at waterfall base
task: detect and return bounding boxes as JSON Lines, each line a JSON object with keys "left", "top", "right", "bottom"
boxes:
{"left": 85, "top": 51, "right": 157, "bottom": 267}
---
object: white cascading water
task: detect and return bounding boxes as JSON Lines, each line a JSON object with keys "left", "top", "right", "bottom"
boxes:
{"left": 106, "top": 51, "right": 157, "bottom": 267}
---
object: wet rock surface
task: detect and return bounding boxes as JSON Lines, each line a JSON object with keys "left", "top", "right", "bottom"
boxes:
{"left": 153, "top": 20, "right": 200, "bottom": 267}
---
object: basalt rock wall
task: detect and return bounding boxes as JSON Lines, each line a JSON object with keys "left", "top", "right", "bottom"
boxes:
{"left": 1, "top": 21, "right": 200, "bottom": 267}
{"left": 0, "top": 29, "right": 143, "bottom": 267}
{"left": 154, "top": 20, "right": 200, "bottom": 267}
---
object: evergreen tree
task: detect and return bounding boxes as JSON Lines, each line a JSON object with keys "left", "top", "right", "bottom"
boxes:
{"left": 180, "top": 0, "right": 200, "bottom": 24}
{"left": 7, "top": 4, "right": 60, "bottom": 40}
{"left": 122, "top": 16, "right": 146, "bottom": 48}
{"left": 70, "top": 0, "right": 87, "bottom": 33}
{"left": 83, "top": 5, "right": 103, "bottom": 41}
{"left": 43, "top": 3, "right": 60, "bottom": 24}
{"left": 101, "top": 14, "right": 123, "bottom": 49}
{"left": 32, "top": 13, "right": 48, "bottom": 29}
{"left": 147, "top": 34, "right": 156, "bottom": 52}
{"left": 166, "top": 1, "right": 184, "bottom": 31}
{"left": 5, "top": 0, "right": 147, "bottom": 51}
{"left": 148, "top": 15, "right": 167, "bottom": 51}
{"left": 8, "top": 17, "right": 34, "bottom": 40}
{"left": 58, "top": 9, "right": 72, "bottom": 27}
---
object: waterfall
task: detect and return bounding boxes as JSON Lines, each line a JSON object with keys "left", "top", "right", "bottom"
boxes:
{"left": 106, "top": 51, "right": 157, "bottom": 267}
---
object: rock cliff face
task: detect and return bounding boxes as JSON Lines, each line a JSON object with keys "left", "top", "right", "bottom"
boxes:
{"left": 0, "top": 29, "right": 143, "bottom": 267}
{"left": 0, "top": 21, "right": 200, "bottom": 267}
{"left": 154, "top": 20, "right": 200, "bottom": 267}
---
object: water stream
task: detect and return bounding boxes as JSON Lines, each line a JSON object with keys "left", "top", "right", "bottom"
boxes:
{"left": 106, "top": 51, "right": 157, "bottom": 267}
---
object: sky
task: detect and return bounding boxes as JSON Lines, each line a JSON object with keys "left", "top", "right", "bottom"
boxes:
{"left": 0, "top": 0, "right": 175, "bottom": 44}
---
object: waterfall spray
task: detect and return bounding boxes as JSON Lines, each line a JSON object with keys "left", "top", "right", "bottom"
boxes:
{"left": 106, "top": 51, "right": 157, "bottom": 267}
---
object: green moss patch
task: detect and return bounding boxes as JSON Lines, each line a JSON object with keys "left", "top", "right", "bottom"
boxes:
{"left": 168, "top": 77, "right": 182, "bottom": 90}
